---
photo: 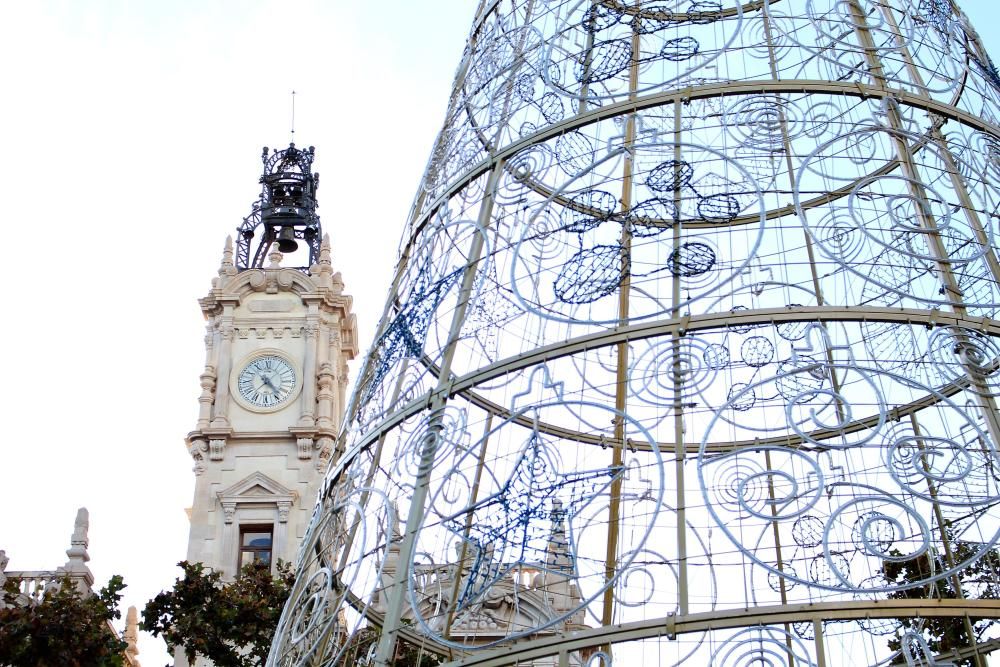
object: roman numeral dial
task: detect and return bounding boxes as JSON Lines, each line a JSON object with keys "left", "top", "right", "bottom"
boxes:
{"left": 236, "top": 354, "right": 297, "bottom": 410}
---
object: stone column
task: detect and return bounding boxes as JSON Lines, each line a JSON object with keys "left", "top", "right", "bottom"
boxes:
{"left": 337, "top": 359, "right": 350, "bottom": 428}
{"left": 298, "top": 317, "right": 319, "bottom": 428}
{"left": 195, "top": 322, "right": 217, "bottom": 430}
{"left": 196, "top": 366, "right": 216, "bottom": 430}
{"left": 315, "top": 318, "right": 334, "bottom": 431}
{"left": 210, "top": 306, "right": 235, "bottom": 429}
{"left": 329, "top": 328, "right": 348, "bottom": 427}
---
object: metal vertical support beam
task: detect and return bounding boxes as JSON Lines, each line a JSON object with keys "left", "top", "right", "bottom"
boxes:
{"left": 672, "top": 96, "right": 689, "bottom": 618}
{"left": 952, "top": 0, "right": 993, "bottom": 72}
{"left": 877, "top": 3, "right": 931, "bottom": 98}
{"left": 443, "top": 413, "right": 495, "bottom": 646}
{"left": 601, "top": 0, "right": 641, "bottom": 632}
{"left": 758, "top": 26, "right": 801, "bottom": 651}
{"left": 813, "top": 620, "right": 827, "bottom": 667}
{"left": 373, "top": 159, "right": 505, "bottom": 667}
{"left": 760, "top": 6, "right": 851, "bottom": 428}
{"left": 764, "top": 449, "right": 794, "bottom": 667}
{"left": 576, "top": 0, "right": 601, "bottom": 114}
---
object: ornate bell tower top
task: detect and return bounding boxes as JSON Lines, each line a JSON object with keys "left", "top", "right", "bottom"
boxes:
{"left": 182, "top": 142, "right": 358, "bottom": 583}
{"left": 236, "top": 143, "right": 321, "bottom": 271}
{"left": 195, "top": 141, "right": 358, "bottom": 443}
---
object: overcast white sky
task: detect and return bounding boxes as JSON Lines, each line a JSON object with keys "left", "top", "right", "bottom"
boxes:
{"left": 0, "top": 2, "right": 471, "bottom": 663}
{"left": 1, "top": 2, "right": 999, "bottom": 665}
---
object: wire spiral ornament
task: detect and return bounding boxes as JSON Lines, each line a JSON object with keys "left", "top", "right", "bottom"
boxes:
{"left": 269, "top": 1, "right": 1000, "bottom": 665}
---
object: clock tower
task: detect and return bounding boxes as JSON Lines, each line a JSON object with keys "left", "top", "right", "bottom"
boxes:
{"left": 183, "top": 143, "right": 357, "bottom": 581}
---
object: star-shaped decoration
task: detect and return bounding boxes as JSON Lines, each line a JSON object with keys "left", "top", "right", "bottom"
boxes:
{"left": 443, "top": 413, "right": 623, "bottom": 610}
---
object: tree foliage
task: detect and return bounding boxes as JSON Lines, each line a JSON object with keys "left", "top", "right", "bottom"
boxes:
{"left": 884, "top": 540, "right": 1000, "bottom": 666}
{"left": 0, "top": 574, "right": 127, "bottom": 667}
{"left": 141, "top": 560, "right": 294, "bottom": 667}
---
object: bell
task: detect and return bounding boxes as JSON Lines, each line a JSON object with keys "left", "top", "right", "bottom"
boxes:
{"left": 276, "top": 227, "right": 298, "bottom": 253}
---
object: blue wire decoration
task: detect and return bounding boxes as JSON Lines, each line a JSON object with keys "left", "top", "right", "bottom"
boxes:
{"left": 268, "top": 1, "right": 1000, "bottom": 665}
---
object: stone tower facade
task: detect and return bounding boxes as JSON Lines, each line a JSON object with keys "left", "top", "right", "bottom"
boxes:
{"left": 182, "top": 144, "right": 357, "bottom": 581}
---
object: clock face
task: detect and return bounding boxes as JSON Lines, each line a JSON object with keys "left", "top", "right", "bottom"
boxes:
{"left": 236, "top": 355, "right": 297, "bottom": 409}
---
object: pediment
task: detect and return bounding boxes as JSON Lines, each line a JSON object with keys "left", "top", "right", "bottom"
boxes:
{"left": 217, "top": 472, "right": 297, "bottom": 505}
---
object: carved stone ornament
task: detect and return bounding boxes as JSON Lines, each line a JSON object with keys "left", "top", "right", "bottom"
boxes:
{"left": 315, "top": 436, "right": 334, "bottom": 472}
{"left": 188, "top": 438, "right": 208, "bottom": 474}
{"left": 263, "top": 266, "right": 296, "bottom": 295}
{"left": 209, "top": 439, "right": 226, "bottom": 461}
{"left": 297, "top": 437, "right": 313, "bottom": 460}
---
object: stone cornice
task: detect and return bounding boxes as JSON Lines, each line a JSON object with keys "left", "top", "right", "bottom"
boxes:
{"left": 200, "top": 277, "right": 355, "bottom": 322}
{"left": 187, "top": 429, "right": 320, "bottom": 444}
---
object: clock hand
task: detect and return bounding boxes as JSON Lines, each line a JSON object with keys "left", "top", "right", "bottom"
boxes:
{"left": 260, "top": 374, "right": 278, "bottom": 392}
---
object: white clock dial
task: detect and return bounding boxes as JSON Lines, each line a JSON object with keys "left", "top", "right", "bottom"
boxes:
{"left": 236, "top": 355, "right": 297, "bottom": 409}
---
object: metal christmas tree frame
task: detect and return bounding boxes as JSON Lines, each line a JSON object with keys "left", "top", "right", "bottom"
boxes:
{"left": 270, "top": 1, "right": 1000, "bottom": 665}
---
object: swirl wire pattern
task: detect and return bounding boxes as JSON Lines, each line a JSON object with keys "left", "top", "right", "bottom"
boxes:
{"left": 269, "top": 1, "right": 1000, "bottom": 666}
